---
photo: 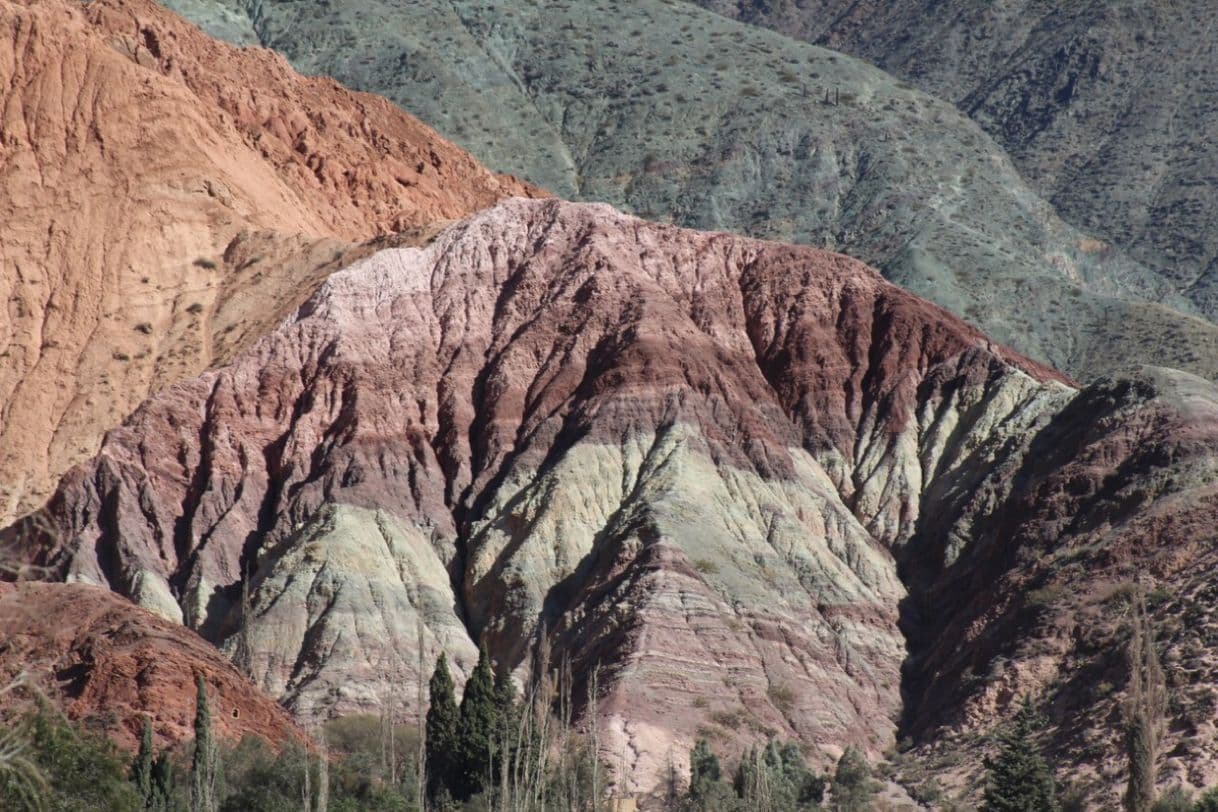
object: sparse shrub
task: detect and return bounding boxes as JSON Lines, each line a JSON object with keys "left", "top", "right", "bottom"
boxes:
{"left": 186, "top": 302, "right": 205, "bottom": 315}
{"left": 767, "top": 683, "right": 795, "bottom": 715}
{"left": 1149, "top": 787, "right": 1193, "bottom": 812}
{"left": 710, "top": 709, "right": 745, "bottom": 730}
{"left": 0, "top": 708, "right": 140, "bottom": 811}
{"left": 1025, "top": 585, "right": 1064, "bottom": 610}
{"left": 1192, "top": 787, "right": 1218, "bottom": 812}
{"left": 193, "top": 258, "right": 218, "bottom": 270}
{"left": 1146, "top": 585, "right": 1173, "bottom": 610}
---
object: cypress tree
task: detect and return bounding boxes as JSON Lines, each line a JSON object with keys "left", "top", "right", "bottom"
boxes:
{"left": 689, "top": 737, "right": 721, "bottom": 799}
{"left": 492, "top": 664, "right": 518, "bottom": 771}
{"left": 190, "top": 675, "right": 217, "bottom": 812}
{"left": 493, "top": 666, "right": 516, "bottom": 734}
{"left": 831, "top": 746, "right": 876, "bottom": 812}
{"left": 131, "top": 716, "right": 154, "bottom": 808}
{"left": 151, "top": 752, "right": 175, "bottom": 812}
{"left": 981, "top": 699, "right": 1059, "bottom": 812}
{"left": 426, "top": 653, "right": 460, "bottom": 801}
{"left": 456, "top": 645, "right": 500, "bottom": 799}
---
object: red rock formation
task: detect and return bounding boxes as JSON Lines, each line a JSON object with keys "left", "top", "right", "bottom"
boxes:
{"left": 7, "top": 198, "right": 1075, "bottom": 790}
{"left": 0, "top": 0, "right": 538, "bottom": 524}
{"left": 0, "top": 581, "right": 303, "bottom": 751}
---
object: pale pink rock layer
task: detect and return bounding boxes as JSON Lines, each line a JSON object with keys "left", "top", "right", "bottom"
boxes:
{"left": 8, "top": 198, "right": 1080, "bottom": 788}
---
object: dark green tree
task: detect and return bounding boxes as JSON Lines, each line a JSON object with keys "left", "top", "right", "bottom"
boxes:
{"left": 767, "top": 740, "right": 825, "bottom": 807}
{"left": 981, "top": 699, "right": 1059, "bottom": 812}
{"left": 831, "top": 746, "right": 876, "bottom": 812}
{"left": 688, "top": 738, "right": 742, "bottom": 811}
{"left": 131, "top": 717, "right": 155, "bottom": 808}
{"left": 689, "top": 737, "right": 721, "bottom": 799}
{"left": 456, "top": 645, "right": 500, "bottom": 799}
{"left": 425, "top": 653, "right": 459, "bottom": 802}
{"left": 191, "top": 675, "right": 217, "bottom": 812}
{"left": 730, "top": 740, "right": 823, "bottom": 811}
{"left": 150, "top": 752, "right": 175, "bottom": 812}
{"left": 493, "top": 665, "right": 517, "bottom": 746}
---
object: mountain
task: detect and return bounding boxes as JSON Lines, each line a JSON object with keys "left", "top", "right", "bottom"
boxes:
{"left": 159, "top": 0, "right": 1218, "bottom": 388}
{"left": 691, "top": 0, "right": 1218, "bottom": 320}
{"left": 12, "top": 197, "right": 1218, "bottom": 804}
{"left": 0, "top": 0, "right": 535, "bottom": 526}
{"left": 0, "top": 581, "right": 303, "bottom": 751}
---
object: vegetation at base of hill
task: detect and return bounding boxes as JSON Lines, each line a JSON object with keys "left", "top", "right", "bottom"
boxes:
{"left": 0, "top": 611, "right": 1210, "bottom": 812}
{"left": 0, "top": 707, "right": 140, "bottom": 811}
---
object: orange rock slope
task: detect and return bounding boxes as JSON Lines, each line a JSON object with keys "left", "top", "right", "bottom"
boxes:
{"left": 0, "top": 581, "right": 304, "bottom": 751}
{"left": 0, "top": 0, "right": 538, "bottom": 524}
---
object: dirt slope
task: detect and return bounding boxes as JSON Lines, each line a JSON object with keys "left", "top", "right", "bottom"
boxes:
{"left": 0, "top": 581, "right": 303, "bottom": 751}
{"left": 694, "top": 0, "right": 1218, "bottom": 321}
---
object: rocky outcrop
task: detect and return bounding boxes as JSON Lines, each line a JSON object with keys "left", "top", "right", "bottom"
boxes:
{"left": 9, "top": 198, "right": 1083, "bottom": 793}
{"left": 0, "top": 0, "right": 536, "bottom": 525}
{"left": 160, "top": 0, "right": 1218, "bottom": 386}
{"left": 693, "top": 0, "right": 1218, "bottom": 327}
{"left": 0, "top": 581, "right": 304, "bottom": 752}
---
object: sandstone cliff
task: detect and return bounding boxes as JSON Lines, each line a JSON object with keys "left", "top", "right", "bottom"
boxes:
{"left": 0, "top": 0, "right": 535, "bottom": 525}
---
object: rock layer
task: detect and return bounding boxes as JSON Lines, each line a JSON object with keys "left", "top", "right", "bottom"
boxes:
{"left": 0, "top": 0, "right": 535, "bottom": 524}
{"left": 0, "top": 581, "right": 303, "bottom": 752}
{"left": 9, "top": 198, "right": 1084, "bottom": 791}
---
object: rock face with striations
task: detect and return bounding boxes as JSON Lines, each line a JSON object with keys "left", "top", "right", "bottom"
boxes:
{"left": 12, "top": 199, "right": 1218, "bottom": 803}
{"left": 0, "top": 0, "right": 535, "bottom": 525}
{"left": 8, "top": 198, "right": 1071, "bottom": 787}
{"left": 160, "top": 0, "right": 1218, "bottom": 386}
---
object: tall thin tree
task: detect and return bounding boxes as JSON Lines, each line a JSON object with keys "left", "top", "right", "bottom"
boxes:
{"left": 587, "top": 663, "right": 601, "bottom": 812}
{"left": 416, "top": 615, "right": 427, "bottom": 812}
{"left": 315, "top": 726, "right": 329, "bottom": 812}
{"left": 425, "top": 653, "right": 459, "bottom": 801}
{"left": 132, "top": 716, "right": 155, "bottom": 808}
{"left": 235, "top": 562, "right": 254, "bottom": 680}
{"left": 190, "top": 675, "right": 217, "bottom": 812}
{"left": 301, "top": 743, "right": 312, "bottom": 812}
{"left": 1124, "top": 589, "right": 1167, "bottom": 812}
